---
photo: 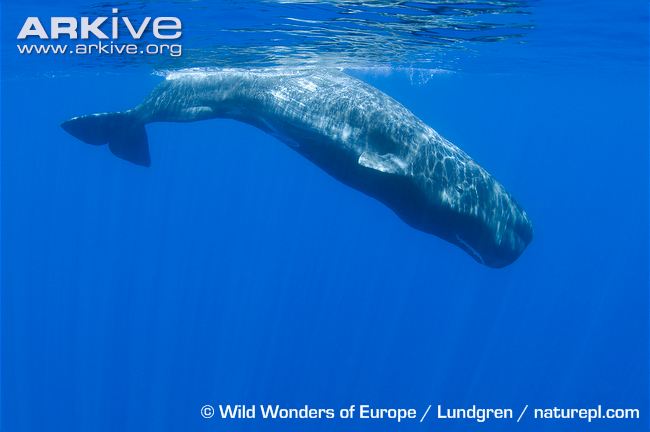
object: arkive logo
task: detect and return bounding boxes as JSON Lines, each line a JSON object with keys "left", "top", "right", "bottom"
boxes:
{"left": 16, "top": 8, "right": 183, "bottom": 57}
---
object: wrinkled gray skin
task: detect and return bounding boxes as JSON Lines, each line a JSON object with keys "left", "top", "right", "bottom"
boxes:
{"left": 91, "top": 69, "right": 533, "bottom": 267}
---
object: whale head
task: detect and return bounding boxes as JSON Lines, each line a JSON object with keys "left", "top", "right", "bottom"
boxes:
{"left": 413, "top": 145, "right": 533, "bottom": 268}
{"left": 378, "top": 151, "right": 533, "bottom": 268}
{"left": 451, "top": 203, "right": 533, "bottom": 268}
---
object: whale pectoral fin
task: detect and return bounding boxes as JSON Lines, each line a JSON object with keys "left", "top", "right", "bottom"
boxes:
{"left": 358, "top": 151, "right": 406, "bottom": 175}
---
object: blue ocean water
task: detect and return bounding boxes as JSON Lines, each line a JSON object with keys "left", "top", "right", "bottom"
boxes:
{"left": 1, "top": 1, "right": 648, "bottom": 431}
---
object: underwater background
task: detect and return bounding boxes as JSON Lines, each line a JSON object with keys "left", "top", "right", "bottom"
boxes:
{"left": 1, "top": 1, "right": 648, "bottom": 431}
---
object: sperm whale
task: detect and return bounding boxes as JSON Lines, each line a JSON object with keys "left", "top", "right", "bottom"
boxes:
{"left": 61, "top": 68, "right": 532, "bottom": 267}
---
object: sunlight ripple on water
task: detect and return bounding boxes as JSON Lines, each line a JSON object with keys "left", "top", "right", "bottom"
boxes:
{"left": 71, "top": 0, "right": 532, "bottom": 70}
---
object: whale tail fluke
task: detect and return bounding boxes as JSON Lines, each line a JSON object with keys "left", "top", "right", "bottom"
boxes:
{"left": 61, "top": 111, "right": 150, "bottom": 167}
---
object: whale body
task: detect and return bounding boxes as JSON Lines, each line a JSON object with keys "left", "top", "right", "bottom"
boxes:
{"left": 61, "top": 68, "right": 532, "bottom": 267}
